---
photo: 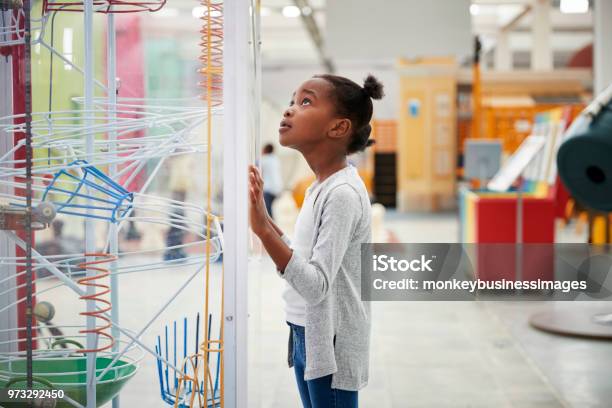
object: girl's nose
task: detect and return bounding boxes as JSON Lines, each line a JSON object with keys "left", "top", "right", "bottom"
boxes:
{"left": 283, "top": 107, "right": 294, "bottom": 117}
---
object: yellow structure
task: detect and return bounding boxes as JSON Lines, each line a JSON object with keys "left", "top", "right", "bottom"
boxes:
{"left": 397, "top": 57, "right": 457, "bottom": 211}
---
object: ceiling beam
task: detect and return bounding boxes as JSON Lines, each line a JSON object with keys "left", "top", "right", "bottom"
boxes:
{"left": 501, "top": 4, "right": 532, "bottom": 32}
{"left": 293, "top": 0, "right": 335, "bottom": 73}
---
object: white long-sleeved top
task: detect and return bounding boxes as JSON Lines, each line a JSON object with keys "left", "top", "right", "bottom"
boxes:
{"left": 282, "top": 180, "right": 321, "bottom": 326}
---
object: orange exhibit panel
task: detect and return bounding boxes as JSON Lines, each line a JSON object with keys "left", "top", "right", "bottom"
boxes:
{"left": 397, "top": 57, "right": 457, "bottom": 212}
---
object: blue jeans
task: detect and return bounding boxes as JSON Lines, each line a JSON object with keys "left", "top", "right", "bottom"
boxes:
{"left": 288, "top": 322, "right": 358, "bottom": 408}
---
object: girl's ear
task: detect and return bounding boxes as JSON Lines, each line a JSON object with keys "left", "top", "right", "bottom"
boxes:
{"left": 328, "top": 118, "right": 352, "bottom": 140}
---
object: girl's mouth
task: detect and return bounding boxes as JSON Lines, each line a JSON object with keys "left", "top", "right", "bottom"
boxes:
{"left": 279, "top": 120, "right": 292, "bottom": 133}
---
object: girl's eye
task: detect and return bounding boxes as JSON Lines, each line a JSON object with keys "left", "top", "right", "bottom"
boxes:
{"left": 301, "top": 98, "right": 312, "bottom": 106}
{"left": 289, "top": 100, "right": 295, "bottom": 107}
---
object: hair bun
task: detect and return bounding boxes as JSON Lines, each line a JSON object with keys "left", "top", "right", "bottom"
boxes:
{"left": 363, "top": 74, "right": 384, "bottom": 100}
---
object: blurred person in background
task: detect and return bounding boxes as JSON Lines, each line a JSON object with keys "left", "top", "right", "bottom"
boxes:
{"left": 163, "top": 155, "right": 193, "bottom": 261}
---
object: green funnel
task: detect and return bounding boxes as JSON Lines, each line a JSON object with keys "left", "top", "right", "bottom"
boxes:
{"left": 0, "top": 356, "right": 137, "bottom": 408}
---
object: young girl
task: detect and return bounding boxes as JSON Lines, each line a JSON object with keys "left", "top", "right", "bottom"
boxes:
{"left": 249, "top": 74, "right": 384, "bottom": 408}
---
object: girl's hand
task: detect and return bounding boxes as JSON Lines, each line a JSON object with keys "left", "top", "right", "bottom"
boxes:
{"left": 249, "top": 165, "right": 271, "bottom": 238}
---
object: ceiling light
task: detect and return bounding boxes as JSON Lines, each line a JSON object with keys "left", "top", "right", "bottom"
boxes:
{"left": 282, "top": 5, "right": 301, "bottom": 18}
{"left": 560, "top": 0, "right": 588, "bottom": 14}
{"left": 469, "top": 4, "right": 480, "bottom": 15}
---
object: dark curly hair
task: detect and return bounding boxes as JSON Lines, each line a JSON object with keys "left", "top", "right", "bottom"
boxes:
{"left": 315, "top": 73, "right": 384, "bottom": 154}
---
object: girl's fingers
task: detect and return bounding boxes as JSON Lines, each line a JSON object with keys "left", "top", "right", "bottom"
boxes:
{"left": 248, "top": 168, "right": 264, "bottom": 198}
{"left": 249, "top": 169, "right": 263, "bottom": 190}
{"left": 254, "top": 167, "right": 263, "bottom": 184}
{"left": 251, "top": 166, "right": 264, "bottom": 186}
{"left": 249, "top": 173, "right": 261, "bottom": 192}
{"left": 251, "top": 185, "right": 257, "bottom": 196}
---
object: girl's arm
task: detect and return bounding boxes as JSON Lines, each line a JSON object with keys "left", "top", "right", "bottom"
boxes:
{"left": 266, "top": 213, "right": 288, "bottom": 242}
{"left": 256, "top": 224, "right": 293, "bottom": 272}
{"left": 249, "top": 166, "right": 292, "bottom": 270}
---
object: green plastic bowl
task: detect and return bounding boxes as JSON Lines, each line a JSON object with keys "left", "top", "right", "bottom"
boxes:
{"left": 0, "top": 356, "right": 137, "bottom": 407}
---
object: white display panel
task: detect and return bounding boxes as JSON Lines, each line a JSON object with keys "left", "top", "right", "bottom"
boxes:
{"left": 487, "top": 135, "right": 546, "bottom": 192}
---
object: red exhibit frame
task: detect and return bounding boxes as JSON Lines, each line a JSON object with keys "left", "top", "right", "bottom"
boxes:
{"left": 3, "top": 8, "right": 37, "bottom": 351}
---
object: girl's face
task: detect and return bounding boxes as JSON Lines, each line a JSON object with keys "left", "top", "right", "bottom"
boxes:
{"left": 279, "top": 78, "right": 347, "bottom": 151}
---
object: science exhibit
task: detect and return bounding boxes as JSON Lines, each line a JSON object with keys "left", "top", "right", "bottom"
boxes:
{"left": 1, "top": 0, "right": 257, "bottom": 406}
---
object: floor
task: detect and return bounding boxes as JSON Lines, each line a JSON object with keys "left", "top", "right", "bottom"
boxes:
{"left": 249, "top": 211, "right": 612, "bottom": 408}
{"left": 250, "top": 261, "right": 612, "bottom": 408}
{"left": 30, "top": 211, "right": 612, "bottom": 408}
